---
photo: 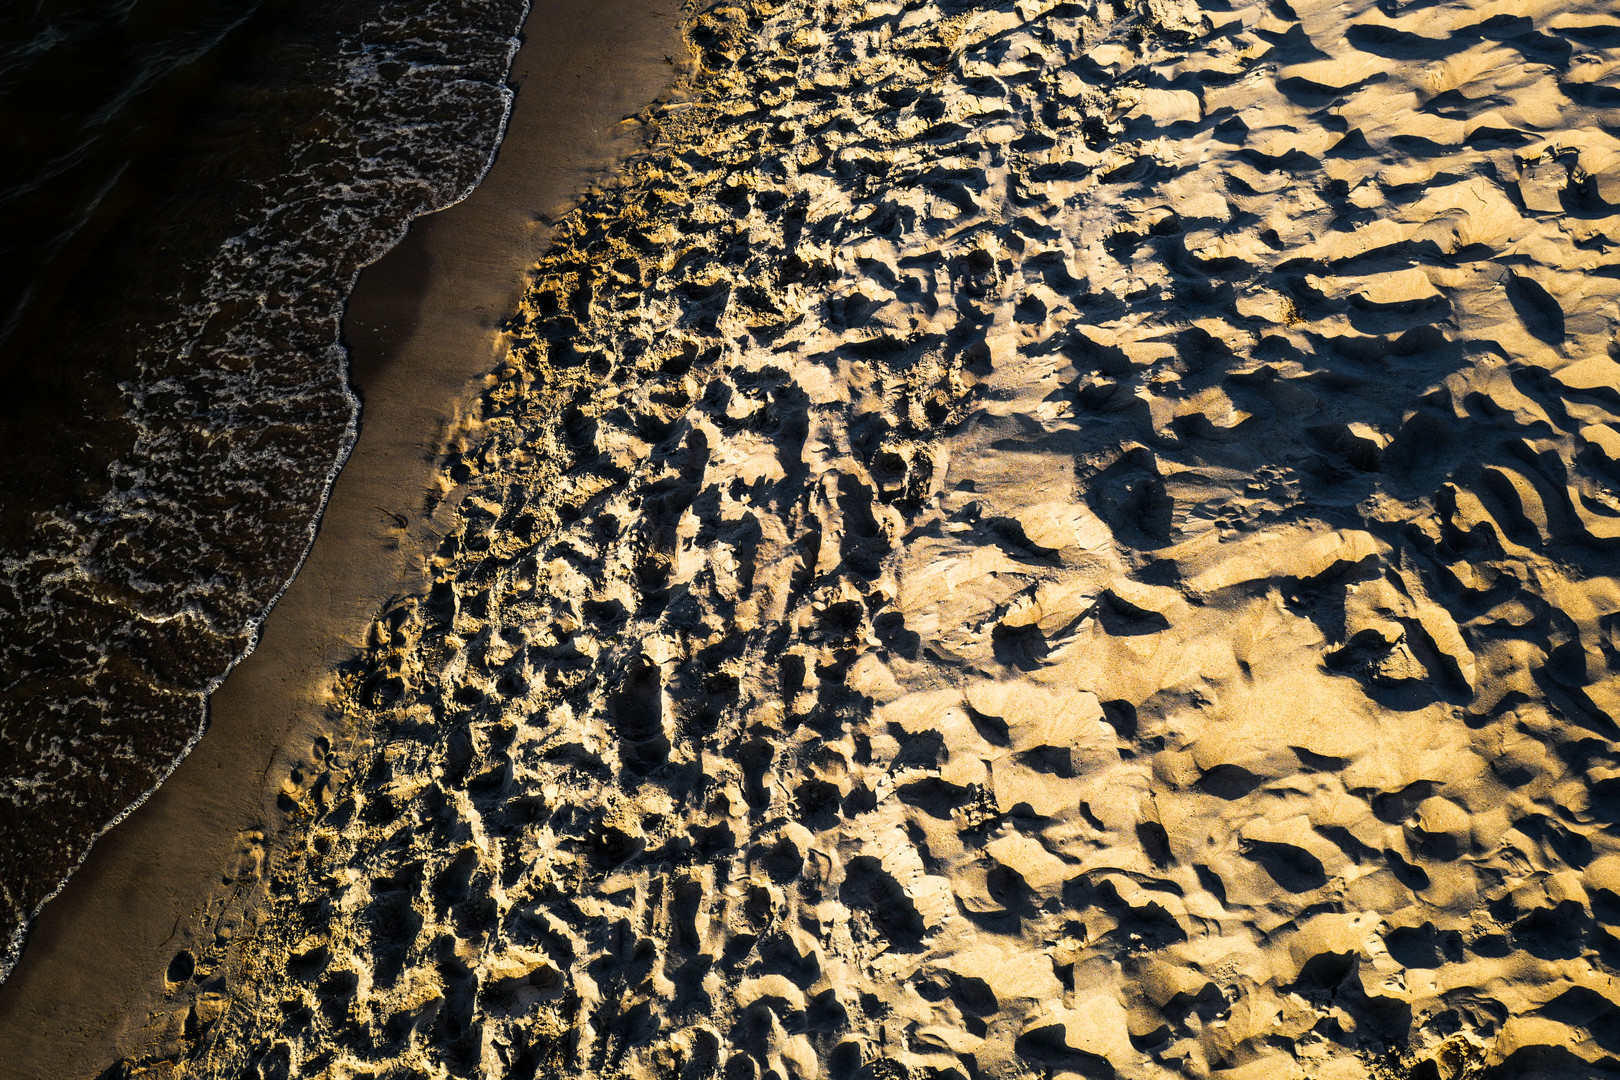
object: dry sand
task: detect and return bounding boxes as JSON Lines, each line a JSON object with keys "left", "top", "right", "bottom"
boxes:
{"left": 22, "top": 0, "right": 1620, "bottom": 1076}
{"left": 0, "top": 2, "right": 684, "bottom": 1076}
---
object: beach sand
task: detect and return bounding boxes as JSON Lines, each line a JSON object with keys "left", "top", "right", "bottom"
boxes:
{"left": 0, "top": 3, "right": 684, "bottom": 1075}
{"left": 12, "top": 0, "right": 1620, "bottom": 1076}
{"left": 149, "top": 0, "right": 1620, "bottom": 1076}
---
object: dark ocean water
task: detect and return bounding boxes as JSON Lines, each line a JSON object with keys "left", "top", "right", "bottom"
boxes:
{"left": 0, "top": 0, "right": 528, "bottom": 980}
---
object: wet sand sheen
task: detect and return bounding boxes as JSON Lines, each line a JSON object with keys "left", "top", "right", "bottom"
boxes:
{"left": 0, "top": 2, "right": 684, "bottom": 1074}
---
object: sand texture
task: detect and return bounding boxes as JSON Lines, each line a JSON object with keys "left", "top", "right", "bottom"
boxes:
{"left": 120, "top": 0, "right": 1620, "bottom": 1076}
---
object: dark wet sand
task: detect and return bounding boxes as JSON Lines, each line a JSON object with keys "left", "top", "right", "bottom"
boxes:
{"left": 0, "top": 2, "right": 684, "bottom": 1074}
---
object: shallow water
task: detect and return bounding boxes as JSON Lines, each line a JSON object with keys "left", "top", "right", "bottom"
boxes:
{"left": 0, "top": 0, "right": 528, "bottom": 981}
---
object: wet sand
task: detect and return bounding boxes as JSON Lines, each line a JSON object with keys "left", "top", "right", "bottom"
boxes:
{"left": 0, "top": 2, "right": 683, "bottom": 1075}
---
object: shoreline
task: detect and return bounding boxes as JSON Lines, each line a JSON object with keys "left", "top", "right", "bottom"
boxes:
{"left": 0, "top": 1, "right": 685, "bottom": 1074}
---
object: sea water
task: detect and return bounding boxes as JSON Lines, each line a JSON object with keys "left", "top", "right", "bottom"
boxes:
{"left": 0, "top": 0, "right": 529, "bottom": 981}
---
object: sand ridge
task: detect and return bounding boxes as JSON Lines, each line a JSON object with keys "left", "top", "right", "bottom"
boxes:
{"left": 124, "top": 0, "right": 1620, "bottom": 1076}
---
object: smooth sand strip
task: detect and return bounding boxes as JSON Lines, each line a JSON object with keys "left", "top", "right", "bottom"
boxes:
{"left": 0, "top": 2, "right": 683, "bottom": 1074}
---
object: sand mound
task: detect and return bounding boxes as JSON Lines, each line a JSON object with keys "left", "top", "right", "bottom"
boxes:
{"left": 123, "top": 0, "right": 1620, "bottom": 1076}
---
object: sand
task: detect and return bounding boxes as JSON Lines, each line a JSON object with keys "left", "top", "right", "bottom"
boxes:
{"left": 0, "top": 2, "right": 685, "bottom": 1076}
{"left": 17, "top": 0, "right": 1620, "bottom": 1076}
